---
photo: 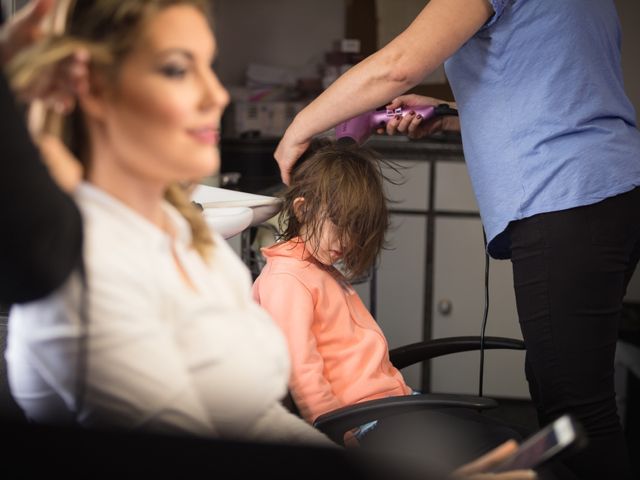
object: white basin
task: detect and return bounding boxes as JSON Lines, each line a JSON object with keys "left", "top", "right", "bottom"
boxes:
{"left": 202, "top": 207, "right": 253, "bottom": 239}
{"left": 191, "top": 184, "right": 282, "bottom": 239}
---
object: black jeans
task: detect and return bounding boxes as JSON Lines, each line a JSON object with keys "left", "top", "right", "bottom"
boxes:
{"left": 509, "top": 187, "right": 640, "bottom": 480}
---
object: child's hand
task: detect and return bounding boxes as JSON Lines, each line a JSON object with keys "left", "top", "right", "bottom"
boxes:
{"left": 343, "top": 430, "right": 360, "bottom": 448}
{"left": 451, "top": 440, "right": 537, "bottom": 480}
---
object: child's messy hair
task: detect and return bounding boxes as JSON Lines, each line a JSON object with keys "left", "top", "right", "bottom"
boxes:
{"left": 278, "top": 138, "right": 392, "bottom": 281}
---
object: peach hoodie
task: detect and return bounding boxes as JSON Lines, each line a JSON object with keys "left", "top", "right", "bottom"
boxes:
{"left": 252, "top": 239, "right": 411, "bottom": 423}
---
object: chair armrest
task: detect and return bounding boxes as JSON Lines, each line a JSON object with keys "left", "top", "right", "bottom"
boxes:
{"left": 389, "top": 336, "right": 525, "bottom": 370}
{"left": 313, "top": 393, "right": 498, "bottom": 445}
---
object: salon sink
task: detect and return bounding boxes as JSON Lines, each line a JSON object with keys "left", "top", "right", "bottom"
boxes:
{"left": 191, "top": 184, "right": 282, "bottom": 239}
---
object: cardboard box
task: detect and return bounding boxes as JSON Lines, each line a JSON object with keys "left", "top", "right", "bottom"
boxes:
{"left": 223, "top": 101, "right": 307, "bottom": 138}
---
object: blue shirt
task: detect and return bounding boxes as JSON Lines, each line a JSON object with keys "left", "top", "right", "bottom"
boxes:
{"left": 444, "top": 0, "right": 640, "bottom": 258}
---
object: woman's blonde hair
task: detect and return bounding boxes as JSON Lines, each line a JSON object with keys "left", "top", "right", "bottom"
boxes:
{"left": 8, "top": 0, "right": 214, "bottom": 259}
{"left": 278, "top": 138, "right": 392, "bottom": 281}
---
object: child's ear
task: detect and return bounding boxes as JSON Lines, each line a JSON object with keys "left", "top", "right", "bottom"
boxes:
{"left": 292, "top": 197, "right": 305, "bottom": 222}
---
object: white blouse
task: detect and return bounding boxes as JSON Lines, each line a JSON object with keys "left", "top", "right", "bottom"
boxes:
{"left": 6, "top": 183, "right": 329, "bottom": 445}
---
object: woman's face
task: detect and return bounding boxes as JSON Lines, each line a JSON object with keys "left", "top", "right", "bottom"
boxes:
{"left": 300, "top": 217, "right": 344, "bottom": 267}
{"left": 93, "top": 5, "right": 229, "bottom": 185}
{"left": 311, "top": 218, "right": 344, "bottom": 266}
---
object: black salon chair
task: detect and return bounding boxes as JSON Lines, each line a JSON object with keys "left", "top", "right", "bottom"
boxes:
{"left": 284, "top": 335, "right": 525, "bottom": 445}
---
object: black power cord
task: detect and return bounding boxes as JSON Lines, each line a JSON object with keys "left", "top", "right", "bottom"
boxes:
{"left": 478, "top": 227, "right": 490, "bottom": 398}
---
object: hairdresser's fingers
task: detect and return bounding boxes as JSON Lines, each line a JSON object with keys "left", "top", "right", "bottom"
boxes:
{"left": 42, "top": 94, "right": 72, "bottom": 115}
{"left": 0, "top": 0, "right": 54, "bottom": 65}
{"left": 386, "top": 94, "right": 426, "bottom": 111}
{"left": 405, "top": 112, "right": 432, "bottom": 139}
{"left": 274, "top": 135, "right": 310, "bottom": 185}
{"left": 454, "top": 440, "right": 519, "bottom": 476}
{"left": 62, "top": 48, "right": 91, "bottom": 94}
{"left": 21, "top": 48, "right": 90, "bottom": 103}
{"left": 442, "top": 114, "right": 461, "bottom": 132}
{"left": 409, "top": 116, "right": 443, "bottom": 139}
{"left": 385, "top": 115, "right": 402, "bottom": 136}
{"left": 51, "top": 49, "right": 90, "bottom": 99}
{"left": 395, "top": 111, "right": 417, "bottom": 134}
{"left": 386, "top": 94, "right": 442, "bottom": 112}
{"left": 20, "top": 0, "right": 54, "bottom": 28}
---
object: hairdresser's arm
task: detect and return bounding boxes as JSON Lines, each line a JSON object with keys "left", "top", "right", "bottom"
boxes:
{"left": 275, "top": 0, "right": 492, "bottom": 183}
{"left": 256, "top": 273, "right": 344, "bottom": 423}
{"left": 0, "top": 0, "right": 85, "bottom": 304}
{"left": 0, "top": 69, "right": 82, "bottom": 304}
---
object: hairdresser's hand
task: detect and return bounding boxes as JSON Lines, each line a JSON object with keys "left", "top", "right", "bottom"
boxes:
{"left": 2, "top": 0, "right": 90, "bottom": 113}
{"left": 274, "top": 128, "right": 310, "bottom": 185}
{"left": 0, "top": 0, "right": 53, "bottom": 65}
{"left": 37, "top": 134, "right": 83, "bottom": 193}
{"left": 451, "top": 440, "right": 536, "bottom": 480}
{"left": 12, "top": 46, "right": 90, "bottom": 113}
{"left": 379, "top": 94, "right": 460, "bottom": 140}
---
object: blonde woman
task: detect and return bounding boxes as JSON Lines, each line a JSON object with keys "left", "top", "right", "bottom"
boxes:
{"left": 6, "top": 0, "right": 328, "bottom": 445}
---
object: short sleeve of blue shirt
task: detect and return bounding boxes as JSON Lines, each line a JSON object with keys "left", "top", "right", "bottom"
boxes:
{"left": 483, "top": 0, "right": 509, "bottom": 28}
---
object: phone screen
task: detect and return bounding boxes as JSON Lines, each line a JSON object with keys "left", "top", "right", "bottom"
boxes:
{"left": 492, "top": 416, "right": 577, "bottom": 472}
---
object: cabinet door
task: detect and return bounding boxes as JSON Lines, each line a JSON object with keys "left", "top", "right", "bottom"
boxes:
{"left": 382, "top": 160, "right": 429, "bottom": 211}
{"left": 434, "top": 161, "right": 478, "bottom": 213}
{"left": 430, "top": 217, "right": 530, "bottom": 399}
{"left": 375, "top": 213, "right": 427, "bottom": 390}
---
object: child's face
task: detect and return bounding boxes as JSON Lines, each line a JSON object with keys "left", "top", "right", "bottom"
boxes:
{"left": 304, "top": 218, "right": 344, "bottom": 266}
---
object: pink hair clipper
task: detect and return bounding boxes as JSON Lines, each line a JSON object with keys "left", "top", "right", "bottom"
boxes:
{"left": 335, "top": 104, "right": 457, "bottom": 145}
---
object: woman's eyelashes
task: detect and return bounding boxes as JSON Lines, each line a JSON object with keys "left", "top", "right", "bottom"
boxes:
{"left": 159, "top": 63, "right": 188, "bottom": 79}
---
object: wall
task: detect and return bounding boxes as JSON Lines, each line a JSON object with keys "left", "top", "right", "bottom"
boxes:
{"left": 212, "top": 0, "right": 346, "bottom": 87}
{"left": 1, "top": 0, "right": 28, "bottom": 16}
{"left": 616, "top": 0, "right": 640, "bottom": 301}
{"left": 615, "top": 0, "right": 640, "bottom": 119}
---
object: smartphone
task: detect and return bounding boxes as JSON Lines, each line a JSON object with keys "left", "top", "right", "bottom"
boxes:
{"left": 491, "top": 415, "right": 586, "bottom": 472}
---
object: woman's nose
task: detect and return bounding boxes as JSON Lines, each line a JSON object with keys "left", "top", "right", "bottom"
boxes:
{"left": 200, "top": 68, "right": 230, "bottom": 113}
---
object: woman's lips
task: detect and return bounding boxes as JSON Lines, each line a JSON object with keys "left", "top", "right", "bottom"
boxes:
{"left": 188, "top": 127, "right": 219, "bottom": 145}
